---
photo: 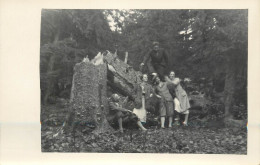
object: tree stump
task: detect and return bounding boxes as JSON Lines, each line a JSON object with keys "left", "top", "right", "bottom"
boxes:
{"left": 70, "top": 59, "right": 113, "bottom": 133}
{"left": 68, "top": 52, "right": 145, "bottom": 134}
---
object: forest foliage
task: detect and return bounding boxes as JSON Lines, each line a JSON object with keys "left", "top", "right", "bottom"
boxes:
{"left": 40, "top": 9, "right": 247, "bottom": 119}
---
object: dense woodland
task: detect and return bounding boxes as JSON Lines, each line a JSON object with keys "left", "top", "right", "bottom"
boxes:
{"left": 40, "top": 9, "right": 247, "bottom": 153}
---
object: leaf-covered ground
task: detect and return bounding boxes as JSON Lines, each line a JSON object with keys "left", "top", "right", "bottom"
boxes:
{"left": 41, "top": 103, "right": 247, "bottom": 154}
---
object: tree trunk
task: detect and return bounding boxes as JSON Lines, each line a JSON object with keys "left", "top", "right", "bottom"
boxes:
{"left": 43, "top": 29, "right": 60, "bottom": 104}
{"left": 223, "top": 51, "right": 237, "bottom": 120}
{"left": 223, "top": 51, "right": 248, "bottom": 127}
{"left": 43, "top": 55, "right": 56, "bottom": 104}
{"left": 223, "top": 66, "right": 235, "bottom": 119}
{"left": 70, "top": 59, "right": 113, "bottom": 133}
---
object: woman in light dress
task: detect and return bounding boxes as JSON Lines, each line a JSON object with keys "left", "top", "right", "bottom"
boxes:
{"left": 167, "top": 71, "right": 190, "bottom": 126}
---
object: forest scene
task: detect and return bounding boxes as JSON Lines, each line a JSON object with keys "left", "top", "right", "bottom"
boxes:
{"left": 40, "top": 9, "right": 247, "bottom": 153}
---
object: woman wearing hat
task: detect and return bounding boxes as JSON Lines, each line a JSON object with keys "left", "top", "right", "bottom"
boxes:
{"left": 140, "top": 41, "right": 169, "bottom": 81}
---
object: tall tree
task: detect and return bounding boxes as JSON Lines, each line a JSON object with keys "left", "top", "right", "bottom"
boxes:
{"left": 40, "top": 9, "right": 114, "bottom": 104}
{"left": 184, "top": 10, "right": 248, "bottom": 119}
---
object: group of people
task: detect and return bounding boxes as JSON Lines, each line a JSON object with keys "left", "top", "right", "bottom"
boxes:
{"left": 107, "top": 41, "right": 191, "bottom": 133}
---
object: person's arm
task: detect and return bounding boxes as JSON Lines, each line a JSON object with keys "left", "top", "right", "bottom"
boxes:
{"left": 164, "top": 76, "right": 172, "bottom": 83}
{"left": 141, "top": 50, "right": 151, "bottom": 66}
{"left": 109, "top": 102, "right": 132, "bottom": 113}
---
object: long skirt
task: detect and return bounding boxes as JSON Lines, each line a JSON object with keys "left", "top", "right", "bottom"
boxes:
{"left": 133, "top": 107, "right": 146, "bottom": 123}
{"left": 174, "top": 98, "right": 189, "bottom": 114}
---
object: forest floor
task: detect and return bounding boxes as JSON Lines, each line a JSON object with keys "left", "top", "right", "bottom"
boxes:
{"left": 41, "top": 103, "right": 247, "bottom": 154}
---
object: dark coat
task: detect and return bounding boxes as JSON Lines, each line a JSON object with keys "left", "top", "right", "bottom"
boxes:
{"left": 143, "top": 48, "right": 169, "bottom": 72}
{"left": 142, "top": 48, "right": 169, "bottom": 79}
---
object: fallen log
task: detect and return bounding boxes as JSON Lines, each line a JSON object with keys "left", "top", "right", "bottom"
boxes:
{"left": 104, "top": 51, "right": 143, "bottom": 100}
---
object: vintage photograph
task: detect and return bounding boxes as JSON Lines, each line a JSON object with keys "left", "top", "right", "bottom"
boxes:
{"left": 40, "top": 9, "right": 247, "bottom": 153}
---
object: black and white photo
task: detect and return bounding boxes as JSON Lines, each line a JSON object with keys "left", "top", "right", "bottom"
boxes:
{"left": 40, "top": 9, "right": 248, "bottom": 154}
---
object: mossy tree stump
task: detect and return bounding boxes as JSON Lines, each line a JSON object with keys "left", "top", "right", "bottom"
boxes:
{"left": 70, "top": 60, "right": 113, "bottom": 133}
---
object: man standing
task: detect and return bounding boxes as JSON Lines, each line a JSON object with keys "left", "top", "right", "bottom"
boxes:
{"left": 140, "top": 41, "right": 169, "bottom": 81}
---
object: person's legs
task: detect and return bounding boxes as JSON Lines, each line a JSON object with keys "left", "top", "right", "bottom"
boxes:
{"left": 166, "top": 101, "right": 174, "bottom": 128}
{"left": 118, "top": 118, "right": 123, "bottom": 132}
{"left": 172, "top": 110, "right": 181, "bottom": 126}
{"left": 137, "top": 120, "right": 147, "bottom": 131}
{"left": 168, "top": 117, "right": 173, "bottom": 128}
{"left": 159, "top": 98, "right": 166, "bottom": 128}
{"left": 145, "top": 98, "right": 153, "bottom": 114}
{"left": 173, "top": 117, "right": 180, "bottom": 125}
{"left": 123, "top": 112, "right": 146, "bottom": 130}
{"left": 115, "top": 111, "right": 124, "bottom": 132}
{"left": 183, "top": 111, "right": 189, "bottom": 126}
{"left": 173, "top": 98, "right": 181, "bottom": 126}
{"left": 160, "top": 116, "right": 165, "bottom": 128}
